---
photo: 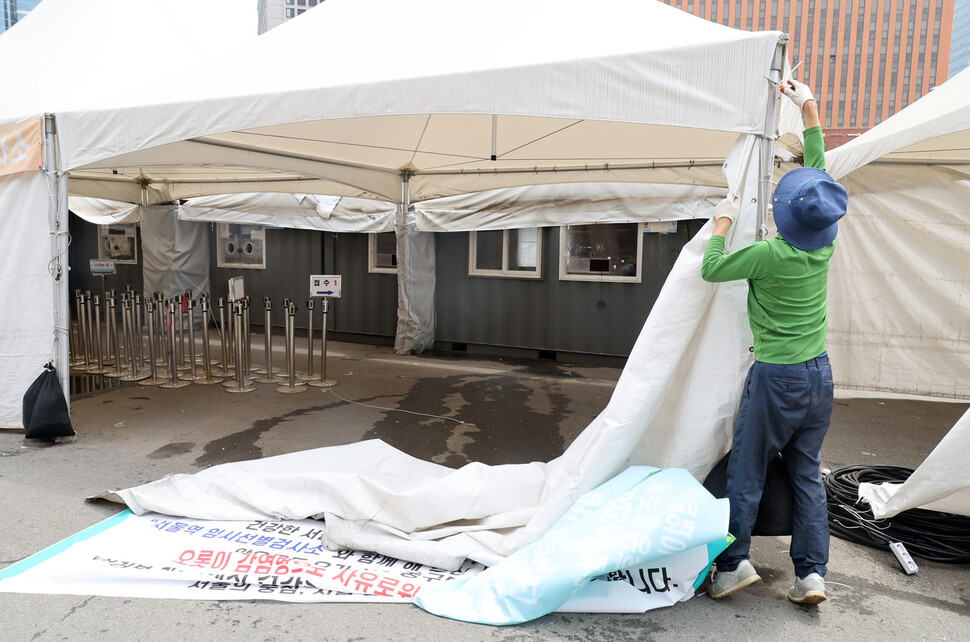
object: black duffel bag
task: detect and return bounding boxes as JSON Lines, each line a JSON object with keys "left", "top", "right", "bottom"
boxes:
{"left": 703, "top": 450, "right": 794, "bottom": 536}
{"left": 22, "top": 363, "right": 76, "bottom": 440}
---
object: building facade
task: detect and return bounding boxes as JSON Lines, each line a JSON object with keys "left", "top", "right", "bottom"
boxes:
{"left": 1, "top": 0, "right": 41, "bottom": 34}
{"left": 257, "top": 0, "right": 321, "bottom": 34}
{"left": 951, "top": 0, "right": 970, "bottom": 74}
{"left": 662, "top": 0, "right": 955, "bottom": 147}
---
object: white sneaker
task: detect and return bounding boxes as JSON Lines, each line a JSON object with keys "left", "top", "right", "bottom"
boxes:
{"left": 708, "top": 560, "right": 762, "bottom": 599}
{"left": 788, "top": 572, "right": 826, "bottom": 604}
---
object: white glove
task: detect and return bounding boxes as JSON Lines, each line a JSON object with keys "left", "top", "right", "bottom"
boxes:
{"left": 714, "top": 192, "right": 738, "bottom": 223}
{"left": 780, "top": 79, "right": 816, "bottom": 108}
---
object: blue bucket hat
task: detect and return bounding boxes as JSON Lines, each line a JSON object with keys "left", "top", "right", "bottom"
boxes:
{"left": 772, "top": 166, "right": 849, "bottom": 251}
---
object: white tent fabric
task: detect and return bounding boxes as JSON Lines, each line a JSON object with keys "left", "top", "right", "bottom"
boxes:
{"left": 822, "top": 68, "right": 970, "bottom": 519}
{"left": 413, "top": 183, "right": 724, "bottom": 232}
{"left": 139, "top": 206, "right": 211, "bottom": 302}
{"left": 858, "top": 408, "right": 970, "bottom": 519}
{"left": 0, "top": 0, "right": 788, "bottom": 424}
{"left": 179, "top": 193, "right": 396, "bottom": 233}
{"left": 104, "top": 139, "right": 764, "bottom": 569}
{"left": 69, "top": 197, "right": 142, "bottom": 225}
{"left": 0, "top": 172, "right": 59, "bottom": 425}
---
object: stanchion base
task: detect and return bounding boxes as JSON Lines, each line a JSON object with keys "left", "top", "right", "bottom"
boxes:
{"left": 178, "top": 373, "right": 210, "bottom": 382}
{"left": 308, "top": 379, "right": 337, "bottom": 388}
{"left": 138, "top": 377, "right": 168, "bottom": 386}
{"left": 194, "top": 376, "right": 225, "bottom": 385}
{"left": 276, "top": 384, "right": 309, "bottom": 394}
{"left": 253, "top": 375, "right": 285, "bottom": 384}
{"left": 159, "top": 380, "right": 192, "bottom": 389}
{"left": 121, "top": 370, "right": 152, "bottom": 382}
{"left": 226, "top": 384, "right": 257, "bottom": 393}
{"left": 301, "top": 374, "right": 322, "bottom": 382}
{"left": 103, "top": 370, "right": 127, "bottom": 379}
{"left": 85, "top": 367, "right": 108, "bottom": 375}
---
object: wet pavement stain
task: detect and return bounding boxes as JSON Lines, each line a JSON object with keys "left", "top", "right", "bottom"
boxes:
{"left": 363, "top": 374, "right": 570, "bottom": 468}
{"left": 195, "top": 404, "right": 335, "bottom": 468}
{"left": 147, "top": 441, "right": 195, "bottom": 459}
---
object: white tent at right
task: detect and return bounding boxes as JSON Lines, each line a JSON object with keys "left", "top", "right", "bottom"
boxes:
{"left": 824, "top": 67, "right": 970, "bottom": 518}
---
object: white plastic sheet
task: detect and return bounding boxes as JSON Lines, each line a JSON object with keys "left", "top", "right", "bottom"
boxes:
{"left": 0, "top": 172, "right": 56, "bottom": 428}
{"left": 858, "top": 408, "right": 970, "bottom": 519}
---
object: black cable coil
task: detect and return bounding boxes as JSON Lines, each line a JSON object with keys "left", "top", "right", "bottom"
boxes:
{"left": 825, "top": 464, "right": 970, "bottom": 564}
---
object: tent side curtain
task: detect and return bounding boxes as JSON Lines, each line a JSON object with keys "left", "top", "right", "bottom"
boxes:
{"left": 413, "top": 183, "right": 724, "bottom": 232}
{"left": 178, "top": 194, "right": 396, "bottom": 233}
{"left": 0, "top": 172, "right": 57, "bottom": 428}
{"left": 827, "top": 164, "right": 970, "bottom": 400}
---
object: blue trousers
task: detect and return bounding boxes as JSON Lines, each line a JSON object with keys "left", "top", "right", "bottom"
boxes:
{"left": 716, "top": 355, "right": 833, "bottom": 579}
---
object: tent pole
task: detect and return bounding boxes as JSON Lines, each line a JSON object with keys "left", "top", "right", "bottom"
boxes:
{"left": 43, "top": 114, "right": 71, "bottom": 410}
{"left": 758, "top": 36, "right": 788, "bottom": 241}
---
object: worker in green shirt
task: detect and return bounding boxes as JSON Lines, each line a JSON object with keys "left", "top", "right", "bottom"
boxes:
{"left": 703, "top": 79, "right": 849, "bottom": 605}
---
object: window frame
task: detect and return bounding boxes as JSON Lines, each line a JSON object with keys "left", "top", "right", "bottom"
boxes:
{"left": 468, "top": 228, "right": 543, "bottom": 279}
{"left": 368, "top": 232, "right": 398, "bottom": 275}
{"left": 558, "top": 223, "right": 643, "bottom": 283}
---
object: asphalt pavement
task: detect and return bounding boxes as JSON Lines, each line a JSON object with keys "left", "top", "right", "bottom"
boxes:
{"left": 1, "top": 338, "right": 968, "bottom": 641}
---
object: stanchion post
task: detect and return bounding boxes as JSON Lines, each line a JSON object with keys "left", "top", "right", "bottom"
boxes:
{"left": 196, "top": 294, "right": 223, "bottom": 385}
{"left": 160, "top": 301, "right": 191, "bottom": 389}
{"left": 303, "top": 299, "right": 319, "bottom": 381}
{"left": 104, "top": 295, "right": 124, "bottom": 378}
{"left": 309, "top": 297, "right": 337, "bottom": 388}
{"left": 226, "top": 300, "right": 256, "bottom": 393}
{"left": 277, "top": 302, "right": 307, "bottom": 394}
{"left": 139, "top": 299, "right": 166, "bottom": 386}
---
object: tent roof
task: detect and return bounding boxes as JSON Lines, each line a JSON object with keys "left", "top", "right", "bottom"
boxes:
{"left": 827, "top": 66, "right": 970, "bottom": 180}
{"left": 32, "top": 0, "right": 786, "bottom": 204}
{"left": 0, "top": 0, "right": 256, "bottom": 123}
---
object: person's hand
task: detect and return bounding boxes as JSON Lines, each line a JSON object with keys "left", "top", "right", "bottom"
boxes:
{"left": 714, "top": 192, "right": 739, "bottom": 223}
{"left": 780, "top": 79, "right": 816, "bottom": 108}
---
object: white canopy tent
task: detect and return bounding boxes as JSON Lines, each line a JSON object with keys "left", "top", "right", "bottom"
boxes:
{"left": 0, "top": 0, "right": 256, "bottom": 428}
{"left": 1, "top": 0, "right": 791, "bottom": 429}
{"left": 2, "top": 0, "right": 801, "bottom": 569}
{"left": 824, "top": 67, "right": 970, "bottom": 518}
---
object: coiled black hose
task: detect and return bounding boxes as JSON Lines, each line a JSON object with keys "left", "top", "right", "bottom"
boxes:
{"left": 825, "top": 465, "right": 970, "bottom": 564}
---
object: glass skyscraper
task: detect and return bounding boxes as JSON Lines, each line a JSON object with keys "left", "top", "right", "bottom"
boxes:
{"left": 1, "top": 0, "right": 42, "bottom": 34}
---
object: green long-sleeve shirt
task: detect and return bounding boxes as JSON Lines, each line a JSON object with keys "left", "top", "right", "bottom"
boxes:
{"left": 702, "top": 126, "right": 832, "bottom": 364}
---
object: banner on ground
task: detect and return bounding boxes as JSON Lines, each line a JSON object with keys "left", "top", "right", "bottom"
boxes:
{"left": 415, "top": 466, "right": 732, "bottom": 624}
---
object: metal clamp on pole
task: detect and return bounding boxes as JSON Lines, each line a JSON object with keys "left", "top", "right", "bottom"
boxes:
{"left": 277, "top": 302, "right": 307, "bottom": 394}
{"left": 139, "top": 299, "right": 166, "bottom": 386}
{"left": 308, "top": 297, "right": 337, "bottom": 388}
{"left": 160, "top": 300, "right": 191, "bottom": 389}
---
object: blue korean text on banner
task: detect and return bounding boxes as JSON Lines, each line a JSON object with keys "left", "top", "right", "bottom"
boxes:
{"left": 413, "top": 466, "right": 731, "bottom": 625}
